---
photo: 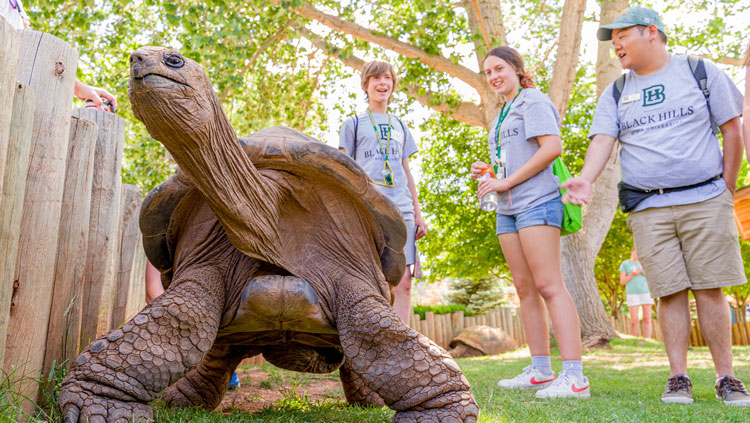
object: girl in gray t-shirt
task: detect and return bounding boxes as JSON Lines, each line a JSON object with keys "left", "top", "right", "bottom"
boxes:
{"left": 338, "top": 60, "right": 427, "bottom": 324}
{"left": 470, "top": 46, "right": 588, "bottom": 398}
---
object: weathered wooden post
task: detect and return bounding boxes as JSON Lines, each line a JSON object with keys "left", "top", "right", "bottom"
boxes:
{"left": 74, "top": 108, "right": 125, "bottom": 343}
{"left": 0, "top": 16, "right": 20, "bottom": 367}
{"left": 0, "top": 83, "right": 35, "bottom": 368}
{"left": 4, "top": 30, "right": 77, "bottom": 408}
{"left": 42, "top": 116, "right": 98, "bottom": 388}
{"left": 0, "top": 17, "right": 18, "bottom": 193}
{"left": 111, "top": 184, "right": 146, "bottom": 328}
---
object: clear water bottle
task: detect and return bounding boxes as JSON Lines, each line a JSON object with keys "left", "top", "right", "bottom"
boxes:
{"left": 479, "top": 168, "right": 498, "bottom": 212}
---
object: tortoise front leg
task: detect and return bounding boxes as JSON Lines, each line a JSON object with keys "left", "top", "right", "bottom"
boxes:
{"left": 59, "top": 276, "right": 223, "bottom": 423}
{"left": 336, "top": 291, "right": 478, "bottom": 422}
{"left": 339, "top": 358, "right": 385, "bottom": 407}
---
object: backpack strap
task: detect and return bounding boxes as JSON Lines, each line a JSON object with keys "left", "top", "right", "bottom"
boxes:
{"left": 351, "top": 114, "right": 359, "bottom": 160}
{"left": 612, "top": 74, "right": 626, "bottom": 105}
{"left": 687, "top": 55, "right": 720, "bottom": 135}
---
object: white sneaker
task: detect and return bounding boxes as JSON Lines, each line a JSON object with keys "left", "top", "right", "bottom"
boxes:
{"left": 535, "top": 371, "right": 590, "bottom": 399}
{"left": 497, "top": 365, "right": 555, "bottom": 390}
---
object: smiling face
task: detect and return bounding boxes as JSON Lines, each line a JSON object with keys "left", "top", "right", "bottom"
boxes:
{"left": 483, "top": 55, "right": 520, "bottom": 97}
{"left": 611, "top": 26, "right": 652, "bottom": 71}
{"left": 128, "top": 46, "right": 222, "bottom": 144}
{"left": 365, "top": 73, "right": 393, "bottom": 106}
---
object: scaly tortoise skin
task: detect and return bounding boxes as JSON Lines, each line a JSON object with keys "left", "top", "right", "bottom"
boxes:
{"left": 58, "top": 46, "right": 478, "bottom": 423}
{"left": 448, "top": 325, "right": 518, "bottom": 358}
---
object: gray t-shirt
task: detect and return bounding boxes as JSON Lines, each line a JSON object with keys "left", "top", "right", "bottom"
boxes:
{"left": 589, "top": 55, "right": 743, "bottom": 212}
{"left": 488, "top": 88, "right": 561, "bottom": 215}
{"left": 339, "top": 111, "right": 418, "bottom": 219}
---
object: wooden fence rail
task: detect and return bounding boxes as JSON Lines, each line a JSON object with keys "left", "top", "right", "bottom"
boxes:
{"left": 610, "top": 308, "right": 750, "bottom": 347}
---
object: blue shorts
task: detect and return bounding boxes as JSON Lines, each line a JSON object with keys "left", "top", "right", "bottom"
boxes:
{"left": 496, "top": 197, "right": 563, "bottom": 235}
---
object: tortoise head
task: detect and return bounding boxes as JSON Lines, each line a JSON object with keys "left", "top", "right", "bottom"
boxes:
{"left": 128, "top": 46, "right": 224, "bottom": 145}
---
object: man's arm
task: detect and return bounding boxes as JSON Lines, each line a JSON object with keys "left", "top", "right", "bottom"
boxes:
{"left": 561, "top": 134, "right": 617, "bottom": 205}
{"left": 720, "top": 116, "right": 743, "bottom": 193}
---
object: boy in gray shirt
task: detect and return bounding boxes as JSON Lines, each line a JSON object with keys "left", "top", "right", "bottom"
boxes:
{"left": 339, "top": 60, "right": 427, "bottom": 324}
{"left": 563, "top": 6, "right": 749, "bottom": 406}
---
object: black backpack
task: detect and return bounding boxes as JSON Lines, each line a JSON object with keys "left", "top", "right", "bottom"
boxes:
{"left": 611, "top": 55, "right": 720, "bottom": 135}
{"left": 349, "top": 113, "right": 408, "bottom": 160}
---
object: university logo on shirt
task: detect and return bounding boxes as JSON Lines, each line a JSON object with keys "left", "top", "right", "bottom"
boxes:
{"left": 378, "top": 123, "right": 392, "bottom": 139}
{"left": 642, "top": 84, "right": 665, "bottom": 107}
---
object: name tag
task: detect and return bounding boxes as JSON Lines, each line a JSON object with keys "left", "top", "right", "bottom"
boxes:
{"left": 622, "top": 93, "right": 640, "bottom": 104}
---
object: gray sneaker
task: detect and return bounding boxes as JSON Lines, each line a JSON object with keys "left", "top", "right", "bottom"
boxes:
{"left": 661, "top": 375, "right": 693, "bottom": 404}
{"left": 715, "top": 375, "right": 750, "bottom": 406}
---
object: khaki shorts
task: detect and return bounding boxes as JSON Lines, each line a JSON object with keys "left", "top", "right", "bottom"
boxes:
{"left": 627, "top": 189, "right": 747, "bottom": 298}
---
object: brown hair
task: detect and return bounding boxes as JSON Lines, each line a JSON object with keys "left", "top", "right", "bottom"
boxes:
{"left": 361, "top": 60, "right": 398, "bottom": 103}
{"left": 484, "top": 46, "right": 535, "bottom": 88}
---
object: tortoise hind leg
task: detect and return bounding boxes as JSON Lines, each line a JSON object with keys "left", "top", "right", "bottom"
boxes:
{"left": 336, "top": 291, "right": 478, "bottom": 422}
{"left": 161, "top": 345, "right": 259, "bottom": 410}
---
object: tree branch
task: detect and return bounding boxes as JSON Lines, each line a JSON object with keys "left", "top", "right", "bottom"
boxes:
{"left": 288, "top": 2, "right": 486, "bottom": 93}
{"left": 298, "top": 25, "right": 484, "bottom": 127}
{"left": 468, "top": 0, "right": 491, "bottom": 49}
{"left": 220, "top": 21, "right": 291, "bottom": 103}
{"left": 699, "top": 54, "right": 744, "bottom": 67}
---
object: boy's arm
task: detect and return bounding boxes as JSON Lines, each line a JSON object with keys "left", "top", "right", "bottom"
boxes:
{"left": 402, "top": 156, "right": 427, "bottom": 239}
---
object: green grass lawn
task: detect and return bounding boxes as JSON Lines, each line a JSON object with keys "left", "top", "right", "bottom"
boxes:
{"left": 4, "top": 337, "right": 749, "bottom": 422}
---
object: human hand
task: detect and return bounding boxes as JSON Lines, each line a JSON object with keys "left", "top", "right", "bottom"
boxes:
{"left": 415, "top": 216, "right": 428, "bottom": 240}
{"left": 477, "top": 177, "right": 509, "bottom": 199}
{"left": 561, "top": 177, "right": 592, "bottom": 206}
{"left": 74, "top": 80, "right": 118, "bottom": 112}
{"left": 470, "top": 161, "right": 490, "bottom": 180}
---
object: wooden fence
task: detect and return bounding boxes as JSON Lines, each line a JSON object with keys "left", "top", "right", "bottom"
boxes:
{"left": 0, "top": 24, "right": 147, "bottom": 409}
{"left": 610, "top": 308, "right": 750, "bottom": 347}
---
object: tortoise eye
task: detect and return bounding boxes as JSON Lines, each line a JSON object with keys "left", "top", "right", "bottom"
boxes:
{"left": 163, "top": 52, "right": 184, "bottom": 69}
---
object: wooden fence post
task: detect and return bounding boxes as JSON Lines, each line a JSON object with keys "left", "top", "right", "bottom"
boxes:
{"left": 0, "top": 82, "right": 35, "bottom": 368}
{"left": 42, "top": 115, "right": 98, "bottom": 400}
{"left": 4, "top": 30, "right": 77, "bottom": 409}
{"left": 111, "top": 184, "right": 146, "bottom": 328}
{"left": 0, "top": 18, "right": 18, "bottom": 197}
{"left": 74, "top": 108, "right": 125, "bottom": 343}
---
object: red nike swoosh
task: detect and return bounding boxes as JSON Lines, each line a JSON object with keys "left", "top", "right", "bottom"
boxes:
{"left": 571, "top": 384, "right": 589, "bottom": 393}
{"left": 530, "top": 377, "right": 555, "bottom": 385}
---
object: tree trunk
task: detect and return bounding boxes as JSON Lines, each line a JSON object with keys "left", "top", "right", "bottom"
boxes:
{"left": 559, "top": 0, "right": 629, "bottom": 346}
{"left": 547, "top": 0, "right": 586, "bottom": 120}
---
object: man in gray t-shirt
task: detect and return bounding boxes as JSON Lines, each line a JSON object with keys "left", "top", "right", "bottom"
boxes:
{"left": 563, "top": 6, "right": 749, "bottom": 406}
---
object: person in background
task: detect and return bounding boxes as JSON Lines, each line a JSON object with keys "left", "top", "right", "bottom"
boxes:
{"left": 0, "top": 0, "right": 118, "bottom": 112}
{"left": 338, "top": 60, "right": 428, "bottom": 323}
{"left": 619, "top": 246, "right": 653, "bottom": 338}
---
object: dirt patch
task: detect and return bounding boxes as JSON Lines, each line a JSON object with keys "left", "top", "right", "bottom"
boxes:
{"left": 217, "top": 367, "right": 345, "bottom": 414}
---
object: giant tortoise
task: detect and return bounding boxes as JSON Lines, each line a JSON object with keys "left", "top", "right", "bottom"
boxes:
{"left": 57, "top": 46, "right": 478, "bottom": 422}
{"left": 448, "top": 326, "right": 518, "bottom": 358}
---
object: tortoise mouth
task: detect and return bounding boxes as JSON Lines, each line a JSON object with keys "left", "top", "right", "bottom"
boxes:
{"left": 131, "top": 73, "right": 185, "bottom": 89}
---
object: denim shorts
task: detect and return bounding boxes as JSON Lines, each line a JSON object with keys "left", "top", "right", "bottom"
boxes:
{"left": 496, "top": 197, "right": 563, "bottom": 235}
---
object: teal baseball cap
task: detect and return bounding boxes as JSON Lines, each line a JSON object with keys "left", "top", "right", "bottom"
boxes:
{"left": 597, "top": 6, "right": 666, "bottom": 41}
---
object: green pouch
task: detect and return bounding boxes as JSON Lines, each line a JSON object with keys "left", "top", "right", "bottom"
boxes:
{"left": 552, "top": 157, "right": 582, "bottom": 236}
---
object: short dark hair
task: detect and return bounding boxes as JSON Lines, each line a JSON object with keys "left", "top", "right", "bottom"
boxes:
{"left": 636, "top": 25, "right": 667, "bottom": 44}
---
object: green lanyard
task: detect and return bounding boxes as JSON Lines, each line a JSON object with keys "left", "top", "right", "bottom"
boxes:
{"left": 494, "top": 88, "right": 522, "bottom": 166}
{"left": 367, "top": 109, "right": 391, "bottom": 162}
{"left": 367, "top": 109, "right": 394, "bottom": 187}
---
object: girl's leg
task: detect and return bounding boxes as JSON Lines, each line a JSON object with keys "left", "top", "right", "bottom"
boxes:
{"left": 517, "top": 225, "right": 582, "bottom": 361}
{"left": 642, "top": 304, "right": 653, "bottom": 338}
{"left": 628, "top": 305, "right": 640, "bottom": 336}
{"left": 392, "top": 269, "right": 412, "bottom": 323}
{"left": 498, "top": 233, "right": 549, "bottom": 357}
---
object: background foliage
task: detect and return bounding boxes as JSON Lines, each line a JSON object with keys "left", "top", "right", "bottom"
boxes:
{"left": 25, "top": 0, "right": 750, "bottom": 311}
